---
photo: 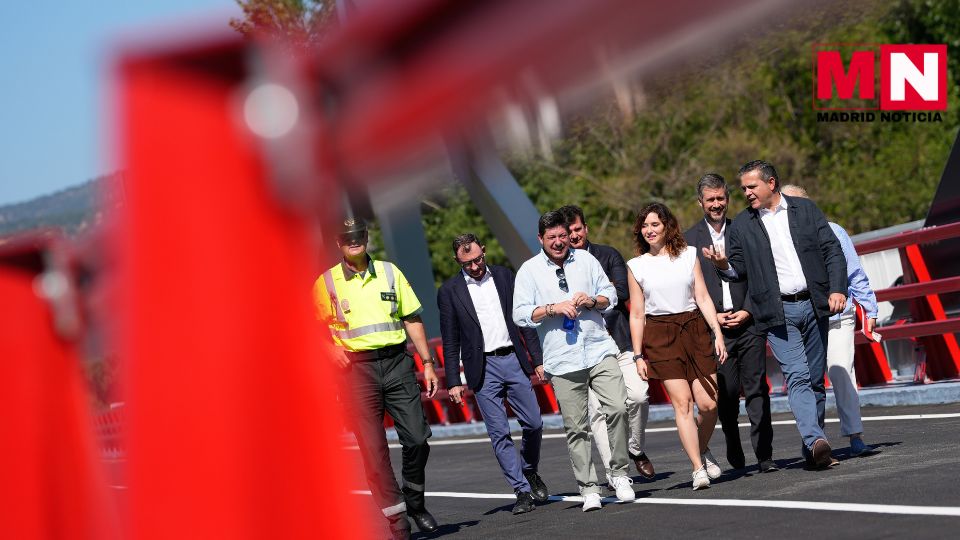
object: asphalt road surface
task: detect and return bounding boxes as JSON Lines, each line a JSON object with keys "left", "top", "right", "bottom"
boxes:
{"left": 352, "top": 403, "right": 960, "bottom": 539}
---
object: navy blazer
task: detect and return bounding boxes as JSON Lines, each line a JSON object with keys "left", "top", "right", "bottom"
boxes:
{"left": 723, "top": 194, "right": 847, "bottom": 332}
{"left": 437, "top": 264, "right": 544, "bottom": 391}
{"left": 684, "top": 218, "right": 756, "bottom": 317}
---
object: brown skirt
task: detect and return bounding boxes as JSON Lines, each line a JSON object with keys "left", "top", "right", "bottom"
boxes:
{"left": 643, "top": 309, "right": 718, "bottom": 384}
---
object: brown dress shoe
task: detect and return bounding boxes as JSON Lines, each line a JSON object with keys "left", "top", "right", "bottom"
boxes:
{"left": 812, "top": 438, "right": 833, "bottom": 469}
{"left": 633, "top": 453, "right": 656, "bottom": 480}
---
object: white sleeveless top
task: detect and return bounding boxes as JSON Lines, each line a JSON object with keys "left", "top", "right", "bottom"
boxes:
{"left": 626, "top": 245, "right": 698, "bottom": 316}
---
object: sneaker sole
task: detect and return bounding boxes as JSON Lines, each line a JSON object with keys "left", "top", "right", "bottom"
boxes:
{"left": 692, "top": 482, "right": 710, "bottom": 490}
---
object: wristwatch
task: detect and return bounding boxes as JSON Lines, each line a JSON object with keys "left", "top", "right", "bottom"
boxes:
{"left": 633, "top": 353, "right": 646, "bottom": 361}
{"left": 422, "top": 357, "right": 436, "bottom": 366}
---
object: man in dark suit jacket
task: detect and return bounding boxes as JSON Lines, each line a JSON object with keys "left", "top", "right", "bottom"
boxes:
{"left": 437, "top": 233, "right": 548, "bottom": 515}
{"left": 703, "top": 160, "right": 847, "bottom": 469}
{"left": 684, "top": 174, "right": 775, "bottom": 473}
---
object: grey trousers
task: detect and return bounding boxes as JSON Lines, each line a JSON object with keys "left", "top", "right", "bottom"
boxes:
{"left": 551, "top": 355, "right": 629, "bottom": 495}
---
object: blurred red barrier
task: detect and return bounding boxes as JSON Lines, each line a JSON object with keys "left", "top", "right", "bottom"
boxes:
{"left": 0, "top": 236, "right": 118, "bottom": 539}
{"left": 114, "top": 43, "right": 371, "bottom": 539}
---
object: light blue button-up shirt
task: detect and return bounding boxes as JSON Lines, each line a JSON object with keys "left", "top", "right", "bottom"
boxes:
{"left": 829, "top": 222, "right": 879, "bottom": 320}
{"left": 513, "top": 248, "right": 619, "bottom": 376}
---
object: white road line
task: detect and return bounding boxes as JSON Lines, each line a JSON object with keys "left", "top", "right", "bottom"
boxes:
{"left": 349, "top": 490, "right": 960, "bottom": 517}
{"left": 363, "top": 412, "right": 960, "bottom": 449}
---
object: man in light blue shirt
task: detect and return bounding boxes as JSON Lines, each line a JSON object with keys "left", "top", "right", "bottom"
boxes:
{"left": 782, "top": 185, "right": 880, "bottom": 458}
{"left": 513, "top": 210, "right": 635, "bottom": 511}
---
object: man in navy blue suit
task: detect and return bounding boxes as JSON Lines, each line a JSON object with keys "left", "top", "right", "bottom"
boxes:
{"left": 437, "top": 233, "right": 548, "bottom": 515}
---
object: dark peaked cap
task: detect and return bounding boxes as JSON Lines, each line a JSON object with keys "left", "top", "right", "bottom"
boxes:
{"left": 340, "top": 218, "right": 368, "bottom": 235}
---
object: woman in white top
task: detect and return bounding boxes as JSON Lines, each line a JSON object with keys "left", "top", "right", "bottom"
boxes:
{"left": 626, "top": 202, "right": 728, "bottom": 490}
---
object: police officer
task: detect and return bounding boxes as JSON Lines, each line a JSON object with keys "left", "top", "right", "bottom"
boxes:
{"left": 313, "top": 218, "right": 439, "bottom": 539}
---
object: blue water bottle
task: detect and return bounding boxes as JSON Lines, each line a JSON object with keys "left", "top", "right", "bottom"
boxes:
{"left": 562, "top": 315, "right": 576, "bottom": 332}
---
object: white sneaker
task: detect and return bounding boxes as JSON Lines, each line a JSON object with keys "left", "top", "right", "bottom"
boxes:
{"left": 692, "top": 466, "right": 710, "bottom": 490}
{"left": 582, "top": 492, "right": 602, "bottom": 512}
{"left": 609, "top": 475, "right": 636, "bottom": 502}
{"left": 605, "top": 473, "right": 615, "bottom": 491}
{"left": 702, "top": 449, "right": 722, "bottom": 480}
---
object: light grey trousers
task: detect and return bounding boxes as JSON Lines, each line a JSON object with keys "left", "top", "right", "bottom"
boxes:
{"left": 588, "top": 349, "right": 649, "bottom": 473}
{"left": 551, "top": 355, "right": 629, "bottom": 495}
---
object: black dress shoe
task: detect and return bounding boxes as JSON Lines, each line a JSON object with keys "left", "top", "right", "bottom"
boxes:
{"left": 758, "top": 459, "right": 779, "bottom": 473}
{"left": 524, "top": 472, "right": 549, "bottom": 502}
{"left": 389, "top": 525, "right": 412, "bottom": 540}
{"left": 408, "top": 510, "right": 438, "bottom": 533}
{"left": 727, "top": 447, "right": 746, "bottom": 470}
{"left": 512, "top": 491, "right": 536, "bottom": 515}
{"left": 387, "top": 515, "right": 412, "bottom": 540}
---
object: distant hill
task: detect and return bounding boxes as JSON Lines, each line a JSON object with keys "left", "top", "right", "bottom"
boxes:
{"left": 0, "top": 175, "right": 119, "bottom": 240}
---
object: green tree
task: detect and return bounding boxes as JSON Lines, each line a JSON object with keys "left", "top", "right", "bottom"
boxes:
{"left": 229, "top": 0, "right": 337, "bottom": 50}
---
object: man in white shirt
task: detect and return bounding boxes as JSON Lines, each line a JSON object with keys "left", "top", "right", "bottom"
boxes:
{"left": 437, "top": 234, "right": 548, "bottom": 515}
{"left": 685, "top": 173, "right": 775, "bottom": 473}
{"left": 703, "top": 161, "right": 847, "bottom": 470}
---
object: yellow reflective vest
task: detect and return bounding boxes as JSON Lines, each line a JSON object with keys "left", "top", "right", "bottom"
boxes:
{"left": 312, "top": 259, "right": 423, "bottom": 352}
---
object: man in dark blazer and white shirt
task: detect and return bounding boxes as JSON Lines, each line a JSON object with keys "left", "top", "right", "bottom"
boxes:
{"left": 437, "top": 233, "right": 549, "bottom": 515}
{"left": 704, "top": 160, "right": 847, "bottom": 470}
{"left": 685, "top": 173, "right": 775, "bottom": 473}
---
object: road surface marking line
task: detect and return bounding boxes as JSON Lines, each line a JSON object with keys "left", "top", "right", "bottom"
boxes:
{"left": 362, "top": 412, "right": 960, "bottom": 449}
{"left": 349, "top": 490, "right": 960, "bottom": 517}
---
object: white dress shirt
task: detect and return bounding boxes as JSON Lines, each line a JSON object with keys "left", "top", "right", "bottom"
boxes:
{"left": 722, "top": 194, "right": 808, "bottom": 295}
{"left": 759, "top": 194, "right": 808, "bottom": 294}
{"left": 706, "top": 219, "right": 734, "bottom": 311}
{"left": 463, "top": 269, "right": 513, "bottom": 352}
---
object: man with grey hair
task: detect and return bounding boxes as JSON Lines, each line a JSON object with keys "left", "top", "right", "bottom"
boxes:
{"left": 685, "top": 173, "right": 775, "bottom": 473}
{"left": 437, "top": 233, "right": 548, "bottom": 515}
{"left": 703, "top": 160, "right": 848, "bottom": 470}
{"left": 780, "top": 185, "right": 881, "bottom": 458}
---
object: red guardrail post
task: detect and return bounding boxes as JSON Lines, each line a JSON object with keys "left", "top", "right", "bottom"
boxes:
{"left": 902, "top": 245, "right": 960, "bottom": 380}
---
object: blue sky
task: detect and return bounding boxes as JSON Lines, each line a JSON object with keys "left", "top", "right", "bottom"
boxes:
{"left": 0, "top": 0, "right": 240, "bottom": 206}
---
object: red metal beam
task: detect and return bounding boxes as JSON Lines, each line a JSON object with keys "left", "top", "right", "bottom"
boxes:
{"left": 874, "top": 276, "right": 960, "bottom": 302}
{"left": 856, "top": 318, "right": 960, "bottom": 344}
{"left": 854, "top": 221, "right": 960, "bottom": 255}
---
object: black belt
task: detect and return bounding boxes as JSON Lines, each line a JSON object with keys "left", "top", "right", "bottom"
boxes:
{"left": 484, "top": 345, "right": 515, "bottom": 357}
{"left": 780, "top": 290, "right": 811, "bottom": 302}
{"left": 345, "top": 343, "right": 407, "bottom": 361}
